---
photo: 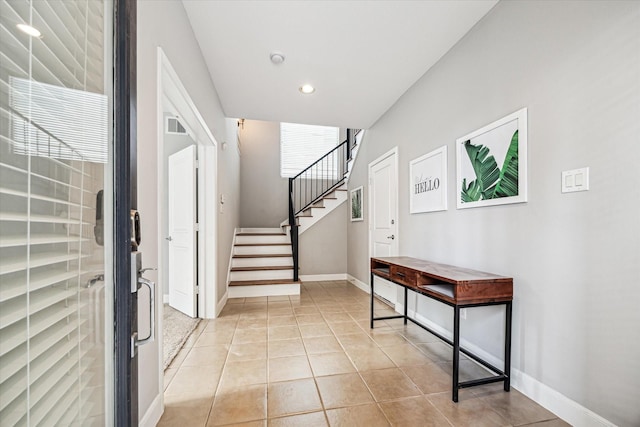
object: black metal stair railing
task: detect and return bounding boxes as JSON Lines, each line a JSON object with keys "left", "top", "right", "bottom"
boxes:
{"left": 288, "top": 129, "right": 360, "bottom": 281}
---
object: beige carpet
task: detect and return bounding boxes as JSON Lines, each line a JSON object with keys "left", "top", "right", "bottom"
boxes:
{"left": 163, "top": 304, "right": 200, "bottom": 370}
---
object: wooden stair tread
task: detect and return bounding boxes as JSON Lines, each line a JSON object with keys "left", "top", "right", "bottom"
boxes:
{"left": 233, "top": 254, "right": 291, "bottom": 258}
{"left": 234, "top": 243, "right": 291, "bottom": 247}
{"left": 229, "top": 279, "right": 301, "bottom": 286}
{"left": 231, "top": 266, "right": 294, "bottom": 271}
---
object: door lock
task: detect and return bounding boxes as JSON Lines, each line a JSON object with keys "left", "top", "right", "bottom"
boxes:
{"left": 166, "top": 236, "right": 173, "bottom": 242}
{"left": 387, "top": 235, "right": 395, "bottom": 240}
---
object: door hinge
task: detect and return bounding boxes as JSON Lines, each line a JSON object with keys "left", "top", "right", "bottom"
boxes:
{"left": 195, "top": 285, "right": 199, "bottom": 295}
{"left": 195, "top": 158, "right": 199, "bottom": 169}
{"left": 195, "top": 222, "right": 200, "bottom": 232}
{"left": 130, "top": 333, "right": 137, "bottom": 358}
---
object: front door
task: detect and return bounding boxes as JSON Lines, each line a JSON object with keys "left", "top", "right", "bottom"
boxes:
{"left": 168, "top": 145, "right": 197, "bottom": 317}
{"left": 369, "top": 149, "right": 399, "bottom": 304}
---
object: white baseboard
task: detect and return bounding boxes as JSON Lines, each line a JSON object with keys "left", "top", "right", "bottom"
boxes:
{"left": 139, "top": 393, "right": 163, "bottom": 427}
{"left": 395, "top": 303, "right": 613, "bottom": 427}
{"left": 347, "top": 274, "right": 370, "bottom": 294}
{"left": 299, "top": 273, "right": 348, "bottom": 282}
{"left": 163, "top": 294, "right": 169, "bottom": 304}
{"left": 215, "top": 291, "right": 228, "bottom": 317}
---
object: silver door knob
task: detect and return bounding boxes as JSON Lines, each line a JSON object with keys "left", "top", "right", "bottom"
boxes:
{"left": 166, "top": 236, "right": 172, "bottom": 241}
{"left": 387, "top": 235, "right": 395, "bottom": 240}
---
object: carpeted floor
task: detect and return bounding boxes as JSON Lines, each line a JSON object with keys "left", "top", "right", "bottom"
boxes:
{"left": 163, "top": 304, "right": 200, "bottom": 370}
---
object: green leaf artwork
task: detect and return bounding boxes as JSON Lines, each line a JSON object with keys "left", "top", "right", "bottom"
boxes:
{"left": 461, "top": 130, "right": 519, "bottom": 203}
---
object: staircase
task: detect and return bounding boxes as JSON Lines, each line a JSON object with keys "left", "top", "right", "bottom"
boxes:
{"left": 227, "top": 129, "right": 364, "bottom": 298}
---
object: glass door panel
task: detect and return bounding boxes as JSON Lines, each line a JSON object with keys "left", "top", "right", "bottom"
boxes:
{"left": 0, "top": 1, "right": 114, "bottom": 425}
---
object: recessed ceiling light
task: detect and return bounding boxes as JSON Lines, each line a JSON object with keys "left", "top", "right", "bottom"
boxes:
{"left": 17, "top": 23, "right": 41, "bottom": 38}
{"left": 270, "top": 51, "right": 285, "bottom": 65}
{"left": 299, "top": 84, "right": 315, "bottom": 95}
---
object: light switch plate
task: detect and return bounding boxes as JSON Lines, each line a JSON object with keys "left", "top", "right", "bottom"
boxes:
{"left": 562, "top": 167, "right": 589, "bottom": 193}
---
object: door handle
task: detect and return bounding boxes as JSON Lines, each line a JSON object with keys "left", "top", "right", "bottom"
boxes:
{"left": 136, "top": 276, "right": 155, "bottom": 347}
{"left": 166, "top": 236, "right": 173, "bottom": 242}
{"left": 387, "top": 235, "right": 395, "bottom": 240}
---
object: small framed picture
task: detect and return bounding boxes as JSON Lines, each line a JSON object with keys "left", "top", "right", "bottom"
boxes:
{"left": 350, "top": 186, "right": 364, "bottom": 221}
{"left": 456, "top": 108, "right": 528, "bottom": 209}
{"left": 409, "top": 146, "right": 447, "bottom": 214}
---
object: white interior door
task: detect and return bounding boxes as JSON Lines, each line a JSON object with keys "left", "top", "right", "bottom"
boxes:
{"left": 168, "top": 145, "right": 197, "bottom": 317}
{"left": 370, "top": 149, "right": 399, "bottom": 304}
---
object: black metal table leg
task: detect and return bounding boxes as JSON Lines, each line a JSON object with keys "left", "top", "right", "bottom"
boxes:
{"left": 504, "top": 301, "right": 512, "bottom": 392}
{"left": 452, "top": 306, "right": 460, "bottom": 402}
{"left": 370, "top": 272, "right": 375, "bottom": 329}
{"left": 404, "top": 287, "right": 408, "bottom": 325}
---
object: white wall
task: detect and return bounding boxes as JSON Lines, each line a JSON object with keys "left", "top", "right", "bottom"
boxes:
{"left": 137, "top": 1, "right": 240, "bottom": 423}
{"left": 299, "top": 202, "right": 347, "bottom": 276}
{"left": 347, "top": 2, "right": 640, "bottom": 426}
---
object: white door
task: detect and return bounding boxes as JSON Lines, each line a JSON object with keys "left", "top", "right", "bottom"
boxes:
{"left": 369, "top": 149, "right": 399, "bottom": 304}
{"left": 168, "top": 145, "right": 197, "bottom": 317}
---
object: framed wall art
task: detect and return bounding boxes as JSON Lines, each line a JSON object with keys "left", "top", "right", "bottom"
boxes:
{"left": 456, "top": 108, "right": 528, "bottom": 209}
{"left": 409, "top": 145, "right": 447, "bottom": 213}
{"left": 350, "top": 186, "right": 364, "bottom": 221}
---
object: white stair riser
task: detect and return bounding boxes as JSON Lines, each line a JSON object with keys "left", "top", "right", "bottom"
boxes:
{"left": 234, "top": 245, "right": 291, "bottom": 255}
{"left": 231, "top": 257, "right": 294, "bottom": 268}
{"left": 228, "top": 283, "right": 300, "bottom": 298}
{"left": 229, "top": 269, "right": 293, "bottom": 281}
{"left": 238, "top": 227, "right": 282, "bottom": 234}
{"left": 235, "top": 234, "right": 289, "bottom": 244}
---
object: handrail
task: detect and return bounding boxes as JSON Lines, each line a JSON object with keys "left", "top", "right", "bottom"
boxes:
{"left": 288, "top": 128, "right": 361, "bottom": 281}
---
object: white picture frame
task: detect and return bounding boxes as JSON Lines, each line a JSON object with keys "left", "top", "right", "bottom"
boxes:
{"left": 350, "top": 186, "right": 364, "bottom": 221}
{"left": 456, "top": 108, "right": 528, "bottom": 209}
{"left": 409, "top": 146, "right": 448, "bottom": 213}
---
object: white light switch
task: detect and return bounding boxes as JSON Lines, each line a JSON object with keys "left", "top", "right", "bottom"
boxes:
{"left": 562, "top": 167, "right": 589, "bottom": 193}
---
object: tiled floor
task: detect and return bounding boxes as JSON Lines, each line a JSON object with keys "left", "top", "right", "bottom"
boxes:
{"left": 159, "top": 281, "right": 568, "bottom": 427}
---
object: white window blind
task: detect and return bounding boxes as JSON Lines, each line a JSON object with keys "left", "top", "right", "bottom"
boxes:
{"left": 280, "top": 123, "right": 339, "bottom": 178}
{"left": 0, "top": 0, "right": 111, "bottom": 425}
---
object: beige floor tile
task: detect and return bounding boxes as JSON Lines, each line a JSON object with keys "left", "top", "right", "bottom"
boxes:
{"left": 238, "top": 317, "right": 269, "bottom": 329}
{"left": 329, "top": 320, "right": 364, "bottom": 336}
{"left": 227, "top": 298, "right": 245, "bottom": 304}
{"left": 233, "top": 327, "right": 268, "bottom": 344}
{"left": 325, "top": 403, "right": 390, "bottom": 427}
{"left": 308, "top": 352, "right": 356, "bottom": 377}
{"left": 347, "top": 310, "right": 371, "bottom": 321}
{"left": 435, "top": 359, "right": 489, "bottom": 382}
{"left": 303, "top": 335, "right": 343, "bottom": 354}
{"left": 182, "top": 346, "right": 229, "bottom": 368}
{"left": 269, "top": 355, "right": 313, "bottom": 382}
{"left": 368, "top": 330, "right": 408, "bottom": 347}
{"left": 267, "top": 378, "right": 323, "bottom": 418}
{"left": 269, "top": 338, "right": 306, "bottom": 358}
{"left": 322, "top": 312, "right": 354, "bottom": 323}
{"left": 228, "top": 342, "right": 267, "bottom": 362}
{"left": 245, "top": 297, "right": 268, "bottom": 303}
{"left": 296, "top": 314, "right": 327, "bottom": 325}
{"left": 380, "top": 343, "right": 432, "bottom": 367}
{"left": 344, "top": 347, "right": 396, "bottom": 371}
{"left": 267, "top": 411, "right": 327, "bottom": 427}
{"left": 219, "top": 359, "right": 267, "bottom": 389}
{"left": 164, "top": 367, "right": 178, "bottom": 391}
{"left": 218, "top": 421, "right": 266, "bottom": 427}
{"left": 165, "top": 365, "right": 221, "bottom": 398}
{"left": 360, "top": 368, "right": 421, "bottom": 401}
{"left": 335, "top": 332, "right": 375, "bottom": 349}
{"left": 401, "top": 327, "right": 441, "bottom": 344}
{"left": 293, "top": 306, "right": 320, "bottom": 315}
{"left": 268, "top": 295, "right": 291, "bottom": 302}
{"left": 268, "top": 325, "right": 301, "bottom": 341}
{"left": 209, "top": 384, "right": 267, "bottom": 426}
{"left": 378, "top": 396, "right": 451, "bottom": 426}
{"left": 240, "top": 311, "right": 269, "bottom": 321}
{"left": 524, "top": 419, "right": 572, "bottom": 427}
{"left": 316, "top": 373, "right": 374, "bottom": 409}
{"left": 195, "top": 331, "right": 234, "bottom": 347}
{"left": 158, "top": 395, "right": 213, "bottom": 427}
{"left": 268, "top": 315, "right": 298, "bottom": 326}
{"left": 427, "top": 390, "right": 510, "bottom": 426}
{"left": 268, "top": 301, "right": 292, "bottom": 309}
{"left": 269, "top": 307, "right": 294, "bottom": 316}
{"left": 416, "top": 341, "right": 455, "bottom": 362}
{"left": 167, "top": 344, "right": 191, "bottom": 369}
{"left": 299, "top": 323, "right": 333, "bottom": 338}
{"left": 400, "top": 363, "right": 451, "bottom": 395}
{"left": 473, "top": 386, "right": 558, "bottom": 426}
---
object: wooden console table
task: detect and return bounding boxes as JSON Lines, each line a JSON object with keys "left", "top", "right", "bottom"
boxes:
{"left": 370, "top": 256, "right": 513, "bottom": 402}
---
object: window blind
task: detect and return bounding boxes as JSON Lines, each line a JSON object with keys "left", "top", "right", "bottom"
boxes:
{"left": 0, "top": 0, "right": 110, "bottom": 425}
{"left": 280, "top": 122, "right": 339, "bottom": 178}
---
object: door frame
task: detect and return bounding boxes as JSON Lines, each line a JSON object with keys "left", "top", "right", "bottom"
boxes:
{"left": 368, "top": 147, "right": 400, "bottom": 302}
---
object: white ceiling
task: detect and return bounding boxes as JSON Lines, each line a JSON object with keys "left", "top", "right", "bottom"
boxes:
{"left": 182, "top": 1, "right": 497, "bottom": 129}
